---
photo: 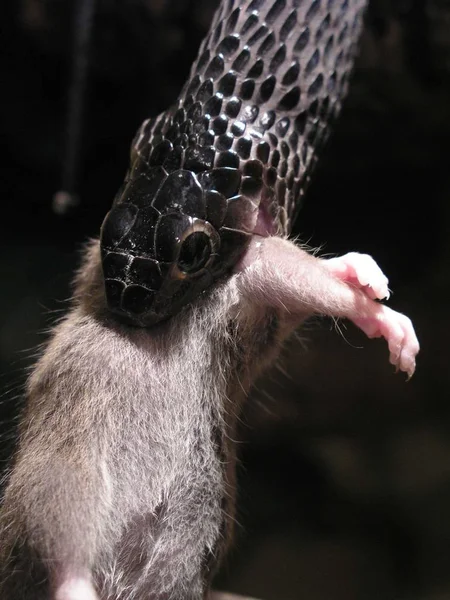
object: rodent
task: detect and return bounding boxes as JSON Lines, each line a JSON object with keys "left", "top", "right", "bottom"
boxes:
{"left": 0, "top": 235, "right": 418, "bottom": 599}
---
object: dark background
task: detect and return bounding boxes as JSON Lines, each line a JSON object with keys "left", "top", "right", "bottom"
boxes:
{"left": 1, "top": 1, "right": 450, "bottom": 599}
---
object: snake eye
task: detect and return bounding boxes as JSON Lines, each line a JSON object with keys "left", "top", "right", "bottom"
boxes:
{"left": 172, "top": 219, "right": 220, "bottom": 279}
{"left": 178, "top": 231, "right": 212, "bottom": 274}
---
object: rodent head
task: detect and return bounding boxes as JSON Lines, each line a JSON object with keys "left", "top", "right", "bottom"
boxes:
{"left": 100, "top": 160, "right": 253, "bottom": 326}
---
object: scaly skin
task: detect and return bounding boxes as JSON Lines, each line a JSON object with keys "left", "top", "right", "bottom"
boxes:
{"left": 100, "top": 0, "right": 368, "bottom": 326}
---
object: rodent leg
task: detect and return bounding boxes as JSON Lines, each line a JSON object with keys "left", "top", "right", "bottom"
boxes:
{"left": 350, "top": 307, "right": 418, "bottom": 378}
{"left": 54, "top": 571, "right": 98, "bottom": 600}
{"left": 323, "top": 252, "right": 418, "bottom": 377}
{"left": 236, "top": 237, "right": 419, "bottom": 378}
{"left": 324, "top": 252, "right": 390, "bottom": 300}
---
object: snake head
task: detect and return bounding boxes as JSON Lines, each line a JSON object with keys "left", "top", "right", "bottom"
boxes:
{"left": 100, "top": 161, "right": 254, "bottom": 326}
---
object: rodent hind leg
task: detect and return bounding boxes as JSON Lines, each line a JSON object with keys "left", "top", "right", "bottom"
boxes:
{"left": 0, "top": 545, "right": 98, "bottom": 600}
{"left": 236, "top": 236, "right": 419, "bottom": 378}
{"left": 0, "top": 452, "right": 106, "bottom": 600}
{"left": 53, "top": 569, "right": 99, "bottom": 600}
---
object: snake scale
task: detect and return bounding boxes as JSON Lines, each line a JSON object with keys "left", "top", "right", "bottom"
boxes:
{"left": 100, "top": 0, "right": 368, "bottom": 327}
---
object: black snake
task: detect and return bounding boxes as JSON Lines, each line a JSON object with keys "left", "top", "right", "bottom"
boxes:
{"left": 100, "top": 0, "right": 368, "bottom": 326}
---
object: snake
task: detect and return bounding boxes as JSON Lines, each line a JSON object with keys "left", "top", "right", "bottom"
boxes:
{"left": 100, "top": 0, "right": 368, "bottom": 327}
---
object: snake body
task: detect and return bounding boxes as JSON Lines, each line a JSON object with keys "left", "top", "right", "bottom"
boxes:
{"left": 100, "top": 0, "right": 368, "bottom": 326}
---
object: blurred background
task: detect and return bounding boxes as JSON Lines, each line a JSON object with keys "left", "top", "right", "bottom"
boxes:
{"left": 0, "top": 1, "right": 449, "bottom": 599}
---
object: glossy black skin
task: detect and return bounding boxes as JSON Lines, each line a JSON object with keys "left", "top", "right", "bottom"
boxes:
{"left": 101, "top": 159, "right": 251, "bottom": 326}
{"left": 100, "top": 0, "right": 368, "bottom": 326}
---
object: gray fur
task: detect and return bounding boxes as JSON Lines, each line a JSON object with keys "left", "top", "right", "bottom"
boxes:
{"left": 0, "top": 235, "right": 419, "bottom": 599}
{"left": 0, "top": 239, "right": 286, "bottom": 600}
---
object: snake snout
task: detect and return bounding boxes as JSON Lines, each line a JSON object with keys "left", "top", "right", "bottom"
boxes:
{"left": 100, "top": 201, "right": 222, "bottom": 326}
